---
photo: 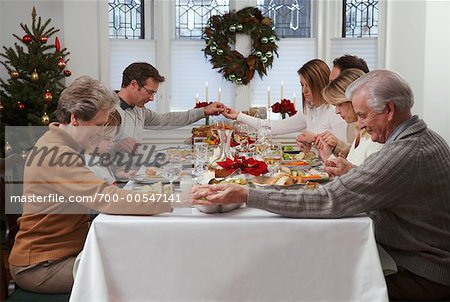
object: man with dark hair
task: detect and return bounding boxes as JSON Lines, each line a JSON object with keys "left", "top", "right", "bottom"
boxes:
{"left": 330, "top": 54, "right": 370, "bottom": 81}
{"left": 116, "top": 62, "right": 224, "bottom": 149}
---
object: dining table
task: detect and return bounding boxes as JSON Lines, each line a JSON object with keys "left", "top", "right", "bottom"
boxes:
{"left": 70, "top": 187, "right": 388, "bottom": 301}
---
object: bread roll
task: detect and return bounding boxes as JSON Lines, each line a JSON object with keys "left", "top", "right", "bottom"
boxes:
{"left": 269, "top": 173, "right": 294, "bottom": 186}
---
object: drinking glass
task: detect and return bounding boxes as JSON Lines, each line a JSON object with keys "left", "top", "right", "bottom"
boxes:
{"left": 193, "top": 137, "right": 208, "bottom": 177}
{"left": 233, "top": 121, "right": 250, "bottom": 151}
{"left": 263, "top": 144, "right": 282, "bottom": 176}
{"left": 163, "top": 152, "right": 182, "bottom": 187}
{"left": 257, "top": 119, "right": 271, "bottom": 143}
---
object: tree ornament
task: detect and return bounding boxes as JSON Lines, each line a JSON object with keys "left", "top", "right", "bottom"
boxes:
{"left": 22, "top": 35, "right": 32, "bottom": 43}
{"left": 57, "top": 57, "right": 66, "bottom": 70}
{"left": 55, "top": 36, "right": 61, "bottom": 52}
{"left": 269, "top": 36, "right": 276, "bottom": 43}
{"left": 0, "top": 101, "right": 3, "bottom": 111}
{"left": 260, "top": 56, "right": 268, "bottom": 64}
{"left": 236, "top": 78, "right": 243, "bottom": 85}
{"left": 31, "top": 70, "right": 39, "bottom": 81}
{"left": 265, "top": 51, "right": 273, "bottom": 58}
{"left": 261, "top": 37, "right": 269, "bottom": 44}
{"left": 44, "top": 90, "right": 53, "bottom": 103}
{"left": 41, "top": 112, "right": 50, "bottom": 125}
{"left": 18, "top": 101, "right": 25, "bottom": 110}
{"left": 5, "top": 141, "right": 13, "bottom": 153}
{"left": 40, "top": 36, "right": 48, "bottom": 43}
{"left": 64, "top": 70, "right": 72, "bottom": 77}
{"left": 10, "top": 70, "right": 20, "bottom": 78}
{"left": 202, "top": 7, "right": 278, "bottom": 85}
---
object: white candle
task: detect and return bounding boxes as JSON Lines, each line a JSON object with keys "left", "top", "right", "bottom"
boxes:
{"left": 293, "top": 92, "right": 296, "bottom": 110}
{"left": 280, "top": 81, "right": 284, "bottom": 100}
{"left": 205, "top": 81, "right": 209, "bottom": 102}
{"left": 195, "top": 92, "right": 199, "bottom": 104}
{"left": 218, "top": 87, "right": 222, "bottom": 102}
{"left": 267, "top": 86, "right": 271, "bottom": 109}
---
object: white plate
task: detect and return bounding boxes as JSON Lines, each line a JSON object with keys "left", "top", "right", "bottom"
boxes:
{"left": 132, "top": 175, "right": 179, "bottom": 184}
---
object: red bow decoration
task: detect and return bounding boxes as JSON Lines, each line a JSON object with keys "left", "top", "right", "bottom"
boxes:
{"left": 217, "top": 157, "right": 268, "bottom": 176}
{"left": 271, "top": 99, "right": 297, "bottom": 117}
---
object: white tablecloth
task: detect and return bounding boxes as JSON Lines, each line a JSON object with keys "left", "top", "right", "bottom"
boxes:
{"left": 70, "top": 208, "right": 388, "bottom": 302}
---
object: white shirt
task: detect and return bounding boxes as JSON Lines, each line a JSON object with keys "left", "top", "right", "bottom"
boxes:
{"left": 346, "top": 132, "right": 383, "bottom": 166}
{"left": 237, "top": 104, "right": 348, "bottom": 142}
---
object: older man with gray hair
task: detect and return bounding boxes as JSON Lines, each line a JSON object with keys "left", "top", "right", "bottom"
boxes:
{"left": 193, "top": 70, "right": 450, "bottom": 300}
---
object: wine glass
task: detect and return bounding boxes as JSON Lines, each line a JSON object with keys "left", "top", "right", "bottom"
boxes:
{"left": 233, "top": 121, "right": 250, "bottom": 152}
{"left": 257, "top": 119, "right": 271, "bottom": 143}
{"left": 163, "top": 152, "right": 182, "bottom": 188}
{"left": 263, "top": 144, "right": 282, "bottom": 176}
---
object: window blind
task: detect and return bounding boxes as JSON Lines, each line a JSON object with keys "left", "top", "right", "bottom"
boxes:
{"left": 109, "top": 39, "right": 157, "bottom": 111}
{"left": 170, "top": 40, "right": 234, "bottom": 111}
{"left": 251, "top": 39, "right": 316, "bottom": 113}
{"left": 330, "top": 38, "right": 378, "bottom": 70}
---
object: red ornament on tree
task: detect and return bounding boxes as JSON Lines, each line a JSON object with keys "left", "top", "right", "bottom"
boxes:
{"left": 57, "top": 57, "right": 66, "bottom": 70}
{"left": 18, "top": 102, "right": 25, "bottom": 110}
{"left": 55, "top": 36, "right": 61, "bottom": 52}
{"left": 40, "top": 36, "right": 48, "bottom": 43}
{"left": 22, "top": 35, "right": 32, "bottom": 43}
{"left": 44, "top": 90, "right": 53, "bottom": 103}
{"left": 64, "top": 70, "right": 72, "bottom": 77}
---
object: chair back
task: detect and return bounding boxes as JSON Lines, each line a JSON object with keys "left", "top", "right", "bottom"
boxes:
{"left": 1, "top": 153, "right": 25, "bottom": 249}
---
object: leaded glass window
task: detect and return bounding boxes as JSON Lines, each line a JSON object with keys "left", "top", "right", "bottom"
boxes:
{"left": 175, "top": 0, "right": 230, "bottom": 39}
{"left": 343, "top": 0, "right": 378, "bottom": 37}
{"left": 109, "top": 0, "right": 144, "bottom": 39}
{"left": 257, "top": 0, "right": 312, "bottom": 38}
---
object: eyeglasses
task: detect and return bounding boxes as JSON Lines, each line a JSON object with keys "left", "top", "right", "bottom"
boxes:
{"left": 141, "top": 85, "right": 157, "bottom": 96}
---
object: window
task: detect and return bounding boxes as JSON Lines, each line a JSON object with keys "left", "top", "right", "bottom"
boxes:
{"left": 343, "top": 0, "right": 378, "bottom": 37}
{"left": 108, "top": 0, "right": 380, "bottom": 120}
{"left": 109, "top": 0, "right": 145, "bottom": 39}
{"left": 175, "top": 0, "right": 229, "bottom": 38}
{"left": 257, "top": 0, "right": 312, "bottom": 38}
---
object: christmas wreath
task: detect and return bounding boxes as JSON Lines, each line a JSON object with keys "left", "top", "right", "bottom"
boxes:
{"left": 202, "top": 7, "right": 278, "bottom": 85}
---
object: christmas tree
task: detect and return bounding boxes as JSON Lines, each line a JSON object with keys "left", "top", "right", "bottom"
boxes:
{"left": 0, "top": 7, "right": 71, "bottom": 157}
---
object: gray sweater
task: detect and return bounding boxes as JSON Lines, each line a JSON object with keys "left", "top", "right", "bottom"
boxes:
{"left": 247, "top": 117, "right": 450, "bottom": 285}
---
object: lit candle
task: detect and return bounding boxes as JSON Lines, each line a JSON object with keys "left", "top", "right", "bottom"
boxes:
{"left": 205, "top": 81, "right": 209, "bottom": 102}
{"left": 280, "top": 81, "right": 284, "bottom": 100}
{"left": 195, "top": 92, "right": 199, "bottom": 104}
{"left": 218, "top": 87, "right": 222, "bottom": 102}
{"left": 267, "top": 86, "right": 271, "bottom": 111}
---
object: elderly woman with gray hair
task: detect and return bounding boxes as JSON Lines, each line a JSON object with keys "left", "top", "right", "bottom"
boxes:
{"left": 8, "top": 76, "right": 176, "bottom": 294}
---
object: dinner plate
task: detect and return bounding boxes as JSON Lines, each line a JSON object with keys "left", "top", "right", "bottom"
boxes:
{"left": 132, "top": 175, "right": 180, "bottom": 184}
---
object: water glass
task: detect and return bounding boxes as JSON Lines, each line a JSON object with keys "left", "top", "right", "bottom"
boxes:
{"left": 193, "top": 137, "right": 208, "bottom": 176}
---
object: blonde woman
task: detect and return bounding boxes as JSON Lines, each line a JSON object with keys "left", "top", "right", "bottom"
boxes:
{"left": 316, "top": 69, "right": 383, "bottom": 175}
{"left": 223, "top": 59, "right": 348, "bottom": 151}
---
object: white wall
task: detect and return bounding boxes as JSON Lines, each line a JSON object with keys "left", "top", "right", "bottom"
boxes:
{"left": 1, "top": 0, "right": 449, "bottom": 144}
{"left": 423, "top": 0, "right": 450, "bottom": 144}
{"left": 384, "top": 0, "right": 450, "bottom": 143}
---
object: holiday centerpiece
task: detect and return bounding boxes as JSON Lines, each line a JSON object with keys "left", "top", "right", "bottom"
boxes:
{"left": 271, "top": 99, "right": 297, "bottom": 119}
{"left": 202, "top": 7, "right": 278, "bottom": 85}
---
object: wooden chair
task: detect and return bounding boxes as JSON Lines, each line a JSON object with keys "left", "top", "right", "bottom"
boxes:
{"left": 1, "top": 155, "right": 70, "bottom": 301}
